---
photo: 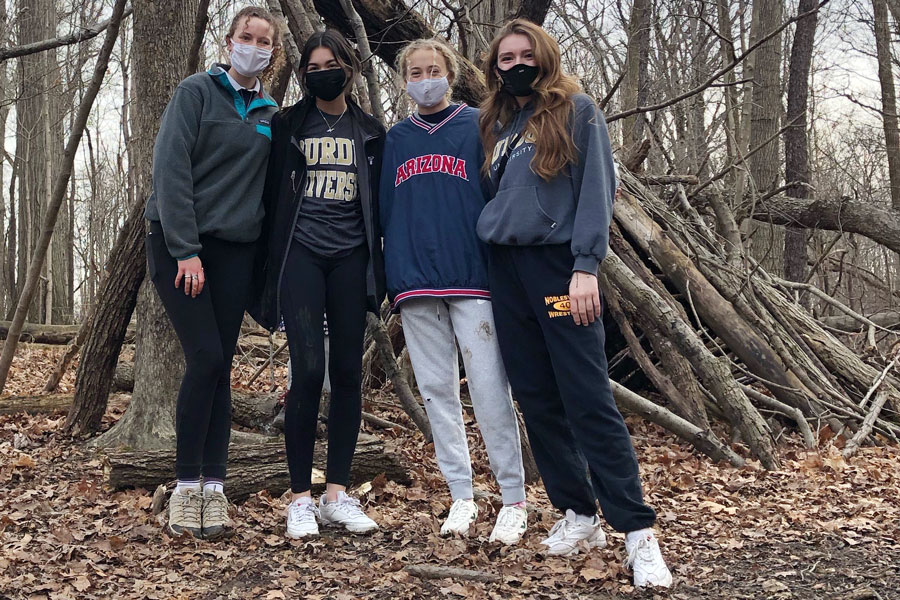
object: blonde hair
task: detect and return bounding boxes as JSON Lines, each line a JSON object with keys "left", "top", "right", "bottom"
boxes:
{"left": 396, "top": 38, "right": 458, "bottom": 88}
{"left": 479, "top": 19, "right": 581, "bottom": 181}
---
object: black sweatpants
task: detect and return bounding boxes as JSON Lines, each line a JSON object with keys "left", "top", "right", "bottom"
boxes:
{"left": 489, "top": 243, "right": 656, "bottom": 533}
{"left": 147, "top": 221, "right": 257, "bottom": 481}
{"left": 280, "top": 242, "right": 368, "bottom": 493}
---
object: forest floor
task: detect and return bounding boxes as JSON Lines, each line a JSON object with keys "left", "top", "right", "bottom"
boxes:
{"left": 1, "top": 344, "right": 899, "bottom": 600}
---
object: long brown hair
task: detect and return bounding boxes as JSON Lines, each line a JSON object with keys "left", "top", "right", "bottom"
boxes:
{"left": 226, "top": 6, "right": 284, "bottom": 83}
{"left": 479, "top": 19, "right": 581, "bottom": 180}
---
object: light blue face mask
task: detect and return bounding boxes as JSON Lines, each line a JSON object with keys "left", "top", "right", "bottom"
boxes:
{"left": 406, "top": 76, "right": 449, "bottom": 108}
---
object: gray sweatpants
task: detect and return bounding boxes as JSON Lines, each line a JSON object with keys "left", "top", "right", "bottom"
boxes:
{"left": 401, "top": 297, "right": 526, "bottom": 504}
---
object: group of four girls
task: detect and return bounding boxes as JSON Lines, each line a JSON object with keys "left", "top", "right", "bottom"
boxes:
{"left": 145, "top": 5, "right": 672, "bottom": 588}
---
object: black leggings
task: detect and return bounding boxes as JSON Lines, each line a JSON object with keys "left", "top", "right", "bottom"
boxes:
{"left": 147, "top": 221, "right": 256, "bottom": 481}
{"left": 281, "top": 242, "right": 368, "bottom": 493}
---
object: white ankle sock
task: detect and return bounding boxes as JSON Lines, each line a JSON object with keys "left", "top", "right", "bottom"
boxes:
{"left": 574, "top": 513, "right": 597, "bottom": 525}
{"left": 626, "top": 528, "right": 654, "bottom": 546}
{"left": 176, "top": 480, "right": 202, "bottom": 493}
{"left": 203, "top": 481, "right": 224, "bottom": 494}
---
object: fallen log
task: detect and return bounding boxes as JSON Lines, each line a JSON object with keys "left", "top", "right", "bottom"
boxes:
{"left": 103, "top": 433, "right": 410, "bottom": 502}
{"left": 819, "top": 311, "right": 900, "bottom": 333}
{"left": 0, "top": 321, "right": 135, "bottom": 345}
{"left": 404, "top": 565, "right": 500, "bottom": 584}
{"left": 0, "top": 383, "right": 280, "bottom": 431}
{"left": 0, "top": 393, "right": 76, "bottom": 415}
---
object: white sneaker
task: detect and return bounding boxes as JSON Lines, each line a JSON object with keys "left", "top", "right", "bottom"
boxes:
{"left": 319, "top": 492, "right": 378, "bottom": 534}
{"left": 489, "top": 504, "right": 528, "bottom": 545}
{"left": 286, "top": 497, "right": 320, "bottom": 539}
{"left": 540, "top": 509, "right": 607, "bottom": 556}
{"left": 625, "top": 529, "right": 673, "bottom": 588}
{"left": 440, "top": 499, "right": 479, "bottom": 536}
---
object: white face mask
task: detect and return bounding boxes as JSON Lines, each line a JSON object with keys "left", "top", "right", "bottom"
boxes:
{"left": 230, "top": 41, "right": 272, "bottom": 77}
{"left": 406, "top": 76, "right": 449, "bottom": 108}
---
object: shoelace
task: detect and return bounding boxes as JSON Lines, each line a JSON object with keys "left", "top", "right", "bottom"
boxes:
{"left": 447, "top": 500, "right": 474, "bottom": 524}
{"left": 334, "top": 496, "right": 366, "bottom": 518}
{"left": 626, "top": 536, "right": 656, "bottom": 569}
{"left": 175, "top": 491, "right": 202, "bottom": 523}
{"left": 289, "top": 502, "right": 319, "bottom": 524}
{"left": 544, "top": 516, "right": 571, "bottom": 542}
{"left": 495, "top": 507, "right": 525, "bottom": 530}
{"left": 204, "top": 494, "right": 228, "bottom": 523}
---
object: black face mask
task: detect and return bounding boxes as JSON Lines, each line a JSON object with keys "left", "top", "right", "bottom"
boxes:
{"left": 305, "top": 68, "right": 347, "bottom": 101}
{"left": 498, "top": 63, "right": 539, "bottom": 97}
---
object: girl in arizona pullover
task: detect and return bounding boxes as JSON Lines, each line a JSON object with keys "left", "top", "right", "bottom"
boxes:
{"left": 253, "top": 30, "right": 384, "bottom": 539}
{"left": 380, "top": 38, "right": 528, "bottom": 545}
{"left": 143, "top": 7, "right": 280, "bottom": 540}
{"left": 476, "top": 20, "right": 673, "bottom": 587}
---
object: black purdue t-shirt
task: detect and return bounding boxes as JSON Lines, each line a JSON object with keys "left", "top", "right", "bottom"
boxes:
{"left": 292, "top": 110, "right": 365, "bottom": 256}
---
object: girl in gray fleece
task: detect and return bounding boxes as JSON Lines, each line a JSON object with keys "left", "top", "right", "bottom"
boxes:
{"left": 144, "top": 7, "right": 279, "bottom": 541}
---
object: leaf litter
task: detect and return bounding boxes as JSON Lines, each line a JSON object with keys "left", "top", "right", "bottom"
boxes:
{"left": 0, "top": 345, "right": 898, "bottom": 598}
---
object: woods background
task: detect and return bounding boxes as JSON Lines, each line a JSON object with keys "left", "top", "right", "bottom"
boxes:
{"left": 1, "top": 0, "right": 900, "bottom": 598}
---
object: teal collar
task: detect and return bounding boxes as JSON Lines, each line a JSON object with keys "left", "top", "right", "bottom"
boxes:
{"left": 208, "top": 65, "right": 277, "bottom": 119}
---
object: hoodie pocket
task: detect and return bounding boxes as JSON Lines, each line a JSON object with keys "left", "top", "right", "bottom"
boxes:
{"left": 477, "top": 186, "right": 557, "bottom": 245}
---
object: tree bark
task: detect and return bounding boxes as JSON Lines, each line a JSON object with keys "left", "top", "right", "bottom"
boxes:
{"left": 782, "top": 0, "right": 818, "bottom": 284}
{"left": 614, "top": 180, "right": 810, "bottom": 412}
{"left": 873, "top": 0, "right": 900, "bottom": 210}
{"left": 601, "top": 252, "right": 778, "bottom": 469}
{"left": 0, "top": 321, "right": 133, "bottom": 344}
{"left": 104, "top": 434, "right": 411, "bottom": 502}
{"left": 81, "top": 0, "right": 199, "bottom": 446}
{"left": 744, "top": 0, "right": 785, "bottom": 273}
{"left": 0, "top": 0, "right": 128, "bottom": 395}
{"left": 620, "top": 0, "right": 651, "bottom": 156}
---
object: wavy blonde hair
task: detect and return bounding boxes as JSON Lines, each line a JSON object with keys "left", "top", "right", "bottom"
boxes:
{"left": 396, "top": 37, "right": 459, "bottom": 89}
{"left": 479, "top": 19, "right": 581, "bottom": 180}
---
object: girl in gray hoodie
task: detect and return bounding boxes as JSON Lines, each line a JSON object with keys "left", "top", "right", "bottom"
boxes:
{"left": 476, "top": 19, "right": 673, "bottom": 588}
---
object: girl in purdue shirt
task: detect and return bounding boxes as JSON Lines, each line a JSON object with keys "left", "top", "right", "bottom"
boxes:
{"left": 380, "top": 38, "right": 528, "bottom": 545}
{"left": 254, "top": 30, "right": 385, "bottom": 538}
{"left": 476, "top": 20, "right": 673, "bottom": 587}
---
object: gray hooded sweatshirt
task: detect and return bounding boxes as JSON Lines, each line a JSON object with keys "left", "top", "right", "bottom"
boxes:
{"left": 144, "top": 64, "right": 278, "bottom": 259}
{"left": 476, "top": 93, "right": 616, "bottom": 274}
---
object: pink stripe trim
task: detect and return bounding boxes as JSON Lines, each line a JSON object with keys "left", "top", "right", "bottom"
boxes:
{"left": 393, "top": 287, "right": 491, "bottom": 307}
{"left": 428, "top": 103, "right": 467, "bottom": 135}
{"left": 407, "top": 103, "right": 468, "bottom": 134}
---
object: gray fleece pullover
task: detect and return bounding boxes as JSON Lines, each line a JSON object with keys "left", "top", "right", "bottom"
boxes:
{"left": 476, "top": 93, "right": 617, "bottom": 274}
{"left": 144, "top": 64, "right": 278, "bottom": 259}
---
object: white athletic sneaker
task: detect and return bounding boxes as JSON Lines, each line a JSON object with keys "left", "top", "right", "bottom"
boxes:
{"left": 286, "top": 497, "right": 320, "bottom": 539}
{"left": 625, "top": 530, "right": 673, "bottom": 588}
{"left": 540, "top": 509, "right": 607, "bottom": 556}
{"left": 440, "top": 498, "right": 479, "bottom": 536}
{"left": 489, "top": 505, "right": 528, "bottom": 545}
{"left": 319, "top": 492, "right": 378, "bottom": 534}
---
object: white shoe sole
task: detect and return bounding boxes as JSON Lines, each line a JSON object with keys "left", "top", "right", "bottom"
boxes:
{"left": 543, "top": 535, "right": 607, "bottom": 556}
{"left": 321, "top": 517, "right": 378, "bottom": 534}
{"left": 286, "top": 527, "right": 319, "bottom": 539}
{"left": 636, "top": 571, "right": 673, "bottom": 588}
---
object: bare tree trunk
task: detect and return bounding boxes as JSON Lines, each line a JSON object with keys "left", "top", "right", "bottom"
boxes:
{"left": 620, "top": 0, "right": 651, "bottom": 157}
{"left": 87, "top": 0, "right": 199, "bottom": 449}
{"left": 744, "top": 0, "right": 785, "bottom": 273}
{"left": 337, "top": 0, "right": 384, "bottom": 123}
{"left": 873, "top": 0, "right": 900, "bottom": 210}
{"left": 783, "top": 0, "right": 818, "bottom": 284}
{"left": 0, "top": 0, "right": 129, "bottom": 395}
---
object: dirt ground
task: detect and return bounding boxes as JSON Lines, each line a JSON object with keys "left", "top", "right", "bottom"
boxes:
{"left": 1, "top": 345, "right": 899, "bottom": 599}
